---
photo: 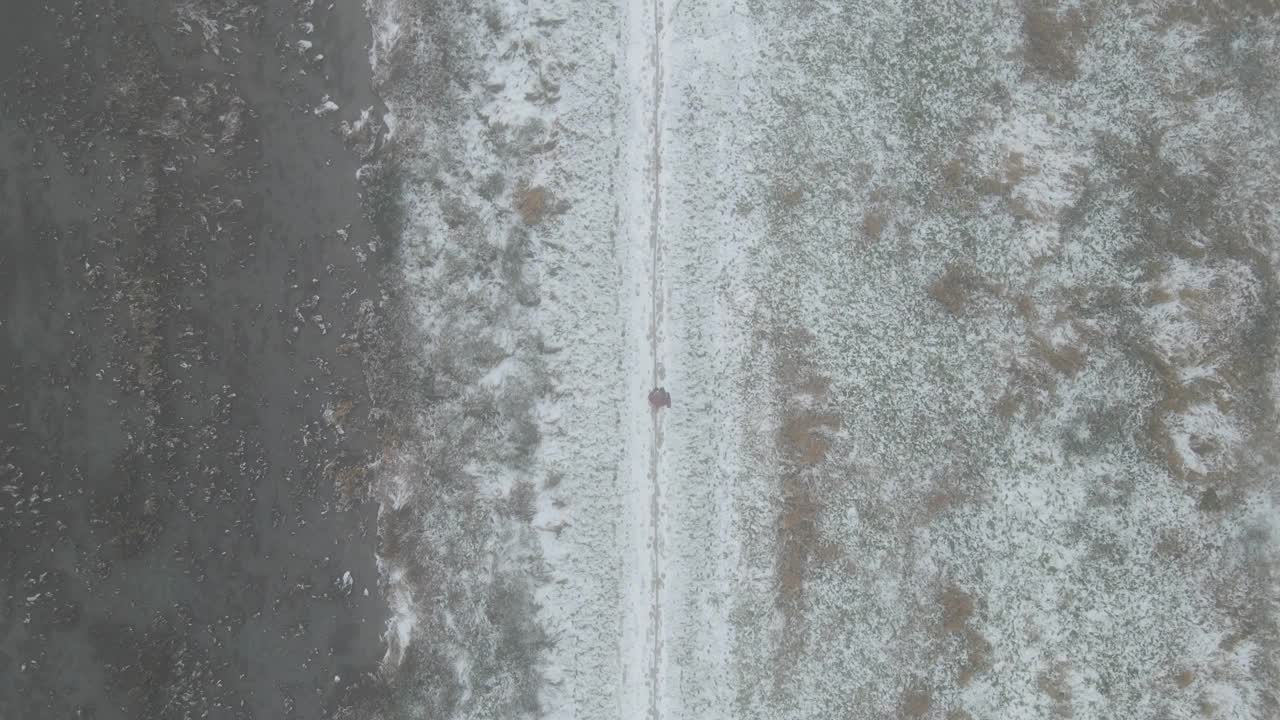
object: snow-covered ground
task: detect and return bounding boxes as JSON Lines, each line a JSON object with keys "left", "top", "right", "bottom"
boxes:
{"left": 360, "top": 0, "right": 1280, "bottom": 718}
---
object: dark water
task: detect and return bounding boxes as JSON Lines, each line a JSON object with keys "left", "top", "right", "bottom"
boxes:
{"left": 0, "top": 0, "right": 393, "bottom": 717}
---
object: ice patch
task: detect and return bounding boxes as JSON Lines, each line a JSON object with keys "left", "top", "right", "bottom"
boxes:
{"left": 313, "top": 97, "right": 340, "bottom": 116}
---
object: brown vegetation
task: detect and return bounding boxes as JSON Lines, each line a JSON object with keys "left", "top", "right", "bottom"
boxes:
{"left": 940, "top": 586, "right": 975, "bottom": 633}
{"left": 780, "top": 412, "right": 841, "bottom": 466}
{"left": 928, "top": 263, "right": 1002, "bottom": 316}
{"left": 942, "top": 158, "right": 968, "bottom": 191}
{"left": 1131, "top": 264, "right": 1264, "bottom": 484}
{"left": 328, "top": 397, "right": 356, "bottom": 425}
{"left": 765, "top": 327, "right": 844, "bottom": 670}
{"left": 504, "top": 480, "right": 537, "bottom": 522}
{"left": 516, "top": 184, "right": 551, "bottom": 225}
{"left": 334, "top": 463, "right": 368, "bottom": 500}
{"left": 1022, "top": 2, "right": 1090, "bottom": 82}
{"left": 1159, "top": 0, "right": 1280, "bottom": 32}
{"left": 957, "top": 630, "right": 993, "bottom": 688}
{"left": 1030, "top": 333, "right": 1088, "bottom": 376}
{"left": 924, "top": 487, "right": 965, "bottom": 518}
{"left": 1037, "top": 662, "right": 1073, "bottom": 717}
{"left": 936, "top": 585, "right": 992, "bottom": 687}
{"left": 862, "top": 209, "right": 887, "bottom": 240}
{"left": 901, "top": 686, "right": 932, "bottom": 718}
{"left": 773, "top": 182, "right": 805, "bottom": 209}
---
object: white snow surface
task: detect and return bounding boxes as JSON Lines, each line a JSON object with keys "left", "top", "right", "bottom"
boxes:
{"left": 358, "top": 1, "right": 1280, "bottom": 718}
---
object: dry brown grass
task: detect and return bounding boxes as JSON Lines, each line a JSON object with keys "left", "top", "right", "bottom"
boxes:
{"left": 935, "top": 585, "right": 992, "bottom": 687}
{"left": 940, "top": 586, "right": 974, "bottom": 633}
{"left": 1129, "top": 258, "right": 1272, "bottom": 485}
{"left": 773, "top": 182, "right": 805, "bottom": 209}
{"left": 776, "top": 498, "right": 846, "bottom": 597}
{"left": 504, "top": 480, "right": 537, "bottom": 522}
{"left": 1030, "top": 334, "right": 1089, "bottom": 376}
{"left": 901, "top": 687, "right": 932, "bottom": 718}
{"left": 1022, "top": 2, "right": 1090, "bottom": 82}
{"left": 928, "top": 263, "right": 1001, "bottom": 316}
{"left": 862, "top": 210, "right": 887, "bottom": 240}
{"left": 924, "top": 489, "right": 961, "bottom": 518}
{"left": 1004, "top": 152, "right": 1033, "bottom": 187}
{"left": 777, "top": 511, "right": 816, "bottom": 598}
{"left": 328, "top": 397, "right": 356, "bottom": 425}
{"left": 1153, "top": 529, "right": 1187, "bottom": 559}
{"left": 985, "top": 290, "right": 1101, "bottom": 422}
{"left": 780, "top": 413, "right": 841, "bottom": 466}
{"left": 765, "top": 327, "right": 843, "bottom": 668}
{"left": 1013, "top": 294, "right": 1038, "bottom": 321}
{"left": 516, "top": 185, "right": 551, "bottom": 225}
{"left": 1160, "top": 0, "right": 1280, "bottom": 31}
{"left": 923, "top": 466, "right": 982, "bottom": 520}
{"left": 1037, "top": 662, "right": 1073, "bottom": 717}
{"left": 334, "top": 463, "right": 368, "bottom": 500}
{"left": 1136, "top": 342, "right": 1241, "bottom": 483}
{"left": 992, "top": 392, "right": 1021, "bottom": 421}
{"left": 971, "top": 151, "right": 1041, "bottom": 217}
{"left": 957, "top": 630, "right": 992, "bottom": 687}
{"left": 1197, "top": 487, "right": 1222, "bottom": 512}
{"left": 942, "top": 158, "right": 968, "bottom": 190}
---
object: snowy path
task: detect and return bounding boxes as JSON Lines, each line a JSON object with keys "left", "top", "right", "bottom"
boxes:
{"left": 619, "top": 0, "right": 670, "bottom": 716}
{"left": 360, "top": 1, "right": 1280, "bottom": 718}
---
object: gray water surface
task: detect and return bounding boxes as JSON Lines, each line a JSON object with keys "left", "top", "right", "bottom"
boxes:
{"left": 1, "top": 0, "right": 393, "bottom": 717}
